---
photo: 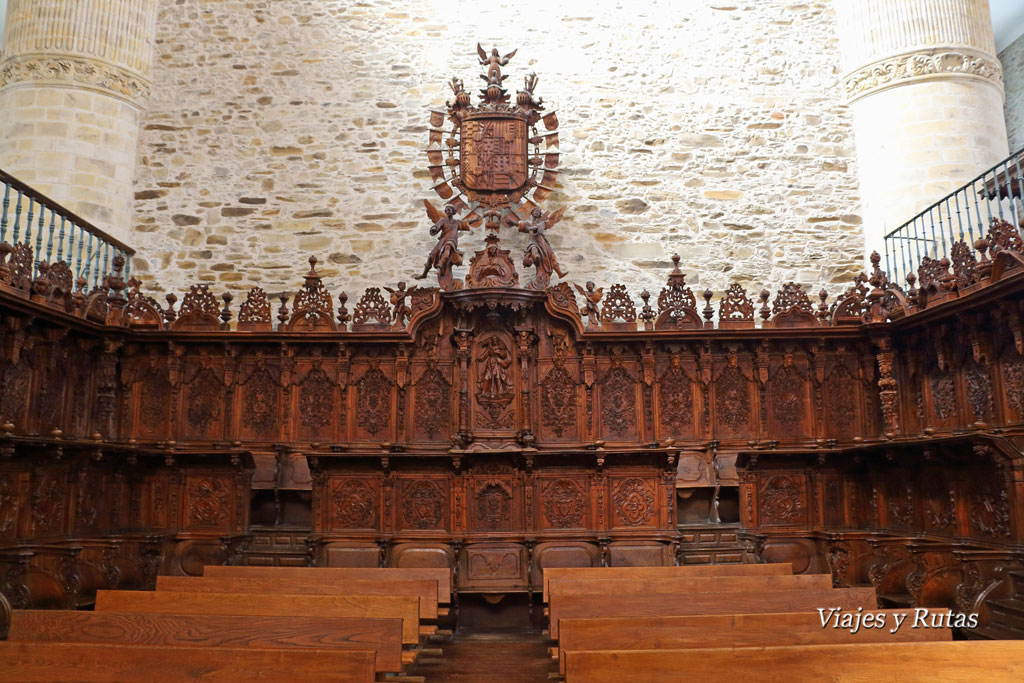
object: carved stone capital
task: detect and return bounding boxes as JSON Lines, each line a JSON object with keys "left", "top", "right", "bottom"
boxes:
{"left": 845, "top": 47, "right": 1002, "bottom": 103}
{"left": 0, "top": 55, "right": 151, "bottom": 105}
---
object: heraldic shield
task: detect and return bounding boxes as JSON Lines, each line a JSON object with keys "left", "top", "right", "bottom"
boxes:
{"left": 461, "top": 114, "right": 529, "bottom": 192}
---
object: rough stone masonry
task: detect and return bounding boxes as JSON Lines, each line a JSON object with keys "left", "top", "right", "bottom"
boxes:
{"left": 131, "top": 0, "right": 865, "bottom": 303}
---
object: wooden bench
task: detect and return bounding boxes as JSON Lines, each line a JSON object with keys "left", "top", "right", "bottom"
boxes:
{"left": 203, "top": 566, "right": 452, "bottom": 605}
{"left": 0, "top": 641, "right": 375, "bottom": 682}
{"left": 556, "top": 610, "right": 951, "bottom": 674}
{"left": 547, "top": 573, "right": 832, "bottom": 600}
{"left": 541, "top": 563, "right": 793, "bottom": 602}
{"left": 95, "top": 589, "right": 422, "bottom": 647}
{"left": 563, "top": 640, "right": 1024, "bottom": 683}
{"left": 548, "top": 587, "right": 878, "bottom": 638}
{"left": 156, "top": 575, "right": 441, "bottom": 620}
{"left": 8, "top": 609, "right": 403, "bottom": 674}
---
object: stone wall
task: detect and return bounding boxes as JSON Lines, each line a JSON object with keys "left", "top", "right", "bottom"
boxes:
{"left": 131, "top": 0, "right": 864, "bottom": 302}
{"left": 1002, "top": 32, "right": 1024, "bottom": 152}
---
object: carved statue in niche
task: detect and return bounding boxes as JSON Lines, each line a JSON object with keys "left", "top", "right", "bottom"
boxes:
{"left": 384, "top": 282, "right": 417, "bottom": 327}
{"left": 416, "top": 203, "right": 470, "bottom": 291}
{"left": 519, "top": 206, "right": 567, "bottom": 290}
{"left": 759, "top": 475, "right": 804, "bottom": 524}
{"left": 475, "top": 482, "right": 512, "bottom": 530}
{"left": 543, "top": 479, "right": 585, "bottom": 528}
{"left": 613, "top": 478, "right": 655, "bottom": 526}
{"left": 475, "top": 336, "right": 514, "bottom": 429}
{"left": 188, "top": 478, "right": 230, "bottom": 527}
{"left": 402, "top": 480, "right": 445, "bottom": 530}
{"left": 333, "top": 480, "right": 377, "bottom": 529}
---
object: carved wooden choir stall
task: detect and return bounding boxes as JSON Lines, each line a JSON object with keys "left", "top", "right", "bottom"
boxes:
{"left": 1, "top": 46, "right": 1024, "bottom": 641}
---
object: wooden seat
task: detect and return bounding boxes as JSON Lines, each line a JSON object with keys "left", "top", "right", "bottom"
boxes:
{"left": 202, "top": 566, "right": 452, "bottom": 605}
{"left": 8, "top": 609, "right": 404, "bottom": 674}
{"left": 0, "top": 641, "right": 375, "bottom": 682}
{"left": 556, "top": 610, "right": 951, "bottom": 674}
{"left": 548, "top": 587, "right": 877, "bottom": 638}
{"left": 563, "top": 640, "right": 1024, "bottom": 683}
{"left": 156, "top": 575, "right": 440, "bottom": 620}
{"left": 547, "top": 573, "right": 831, "bottom": 600}
{"left": 95, "top": 589, "right": 422, "bottom": 646}
{"left": 541, "top": 563, "right": 792, "bottom": 602}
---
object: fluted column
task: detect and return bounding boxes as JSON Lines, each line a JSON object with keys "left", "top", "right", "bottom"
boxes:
{"left": 0, "top": 0, "right": 158, "bottom": 242}
{"left": 836, "top": 0, "right": 1009, "bottom": 258}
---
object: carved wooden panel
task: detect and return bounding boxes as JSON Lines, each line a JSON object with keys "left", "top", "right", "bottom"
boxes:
{"left": 607, "top": 476, "right": 659, "bottom": 530}
{"left": 410, "top": 363, "right": 452, "bottom": 442}
{"left": 536, "top": 359, "right": 580, "bottom": 442}
{"left": 326, "top": 477, "right": 380, "bottom": 531}
{"left": 293, "top": 358, "right": 340, "bottom": 442}
{"left": 467, "top": 468, "right": 518, "bottom": 533}
{"left": 180, "top": 359, "right": 225, "bottom": 441}
{"left": 397, "top": 477, "right": 449, "bottom": 532}
{"left": 768, "top": 354, "right": 813, "bottom": 439}
{"left": 236, "top": 359, "right": 281, "bottom": 441}
{"left": 462, "top": 544, "right": 526, "bottom": 587}
{"left": 712, "top": 354, "right": 756, "bottom": 439}
{"left": 538, "top": 477, "right": 588, "bottom": 530}
{"left": 351, "top": 361, "right": 394, "bottom": 442}
{"left": 183, "top": 476, "right": 233, "bottom": 530}
{"left": 655, "top": 354, "right": 699, "bottom": 441}
{"left": 470, "top": 333, "right": 518, "bottom": 434}
{"left": 595, "top": 353, "right": 642, "bottom": 443}
{"left": 757, "top": 473, "right": 808, "bottom": 527}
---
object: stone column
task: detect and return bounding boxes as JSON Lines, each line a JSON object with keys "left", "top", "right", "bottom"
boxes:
{"left": 0, "top": 0, "right": 157, "bottom": 243}
{"left": 836, "top": 0, "right": 1009, "bottom": 259}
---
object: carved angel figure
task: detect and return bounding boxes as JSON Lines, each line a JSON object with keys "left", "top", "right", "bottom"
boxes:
{"left": 519, "top": 206, "right": 567, "bottom": 290}
{"left": 416, "top": 201, "right": 471, "bottom": 291}
{"left": 384, "top": 281, "right": 417, "bottom": 326}
{"left": 478, "top": 43, "right": 517, "bottom": 85}
{"left": 574, "top": 281, "right": 603, "bottom": 326}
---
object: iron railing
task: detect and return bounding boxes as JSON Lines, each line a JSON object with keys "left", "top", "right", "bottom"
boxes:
{"left": 884, "top": 148, "right": 1024, "bottom": 286}
{"left": 0, "top": 169, "right": 134, "bottom": 289}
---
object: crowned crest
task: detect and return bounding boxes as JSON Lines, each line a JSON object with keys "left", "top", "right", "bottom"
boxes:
{"left": 425, "top": 44, "right": 560, "bottom": 229}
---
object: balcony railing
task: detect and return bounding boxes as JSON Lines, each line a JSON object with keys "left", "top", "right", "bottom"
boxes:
{"left": 884, "top": 148, "right": 1024, "bottom": 286}
{"left": 0, "top": 169, "right": 134, "bottom": 290}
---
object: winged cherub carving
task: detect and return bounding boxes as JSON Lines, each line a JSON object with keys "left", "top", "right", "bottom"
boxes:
{"left": 519, "top": 206, "right": 568, "bottom": 290}
{"left": 478, "top": 43, "right": 517, "bottom": 85}
{"left": 384, "top": 281, "right": 417, "bottom": 326}
{"left": 416, "top": 200, "right": 471, "bottom": 291}
{"left": 574, "top": 281, "right": 603, "bottom": 328}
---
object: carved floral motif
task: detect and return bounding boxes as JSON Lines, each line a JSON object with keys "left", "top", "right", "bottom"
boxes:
{"left": 612, "top": 478, "right": 655, "bottom": 526}
{"left": 475, "top": 482, "right": 512, "bottom": 530}
{"left": 543, "top": 479, "right": 585, "bottom": 528}
{"left": 719, "top": 283, "right": 755, "bottom": 322}
{"left": 771, "top": 365, "right": 805, "bottom": 432}
{"left": 759, "top": 475, "right": 803, "bottom": 524}
{"left": 186, "top": 366, "right": 222, "bottom": 433}
{"left": 237, "top": 287, "right": 272, "bottom": 326}
{"left": 333, "top": 480, "right": 377, "bottom": 528}
{"left": 600, "top": 284, "right": 636, "bottom": 323}
{"left": 845, "top": 48, "right": 1002, "bottom": 102}
{"left": 658, "top": 356, "right": 693, "bottom": 434}
{"left": 970, "top": 483, "right": 1010, "bottom": 538}
{"left": 964, "top": 360, "right": 992, "bottom": 422}
{"left": 414, "top": 365, "right": 450, "bottom": 438}
{"left": 243, "top": 367, "right": 278, "bottom": 435}
{"left": 600, "top": 362, "right": 636, "bottom": 437}
{"left": 716, "top": 363, "right": 750, "bottom": 432}
{"left": 540, "top": 364, "right": 576, "bottom": 437}
{"left": 357, "top": 364, "right": 391, "bottom": 436}
{"left": 402, "top": 480, "right": 445, "bottom": 530}
{"left": 0, "top": 475, "right": 18, "bottom": 535}
{"left": 31, "top": 471, "right": 64, "bottom": 534}
{"left": 929, "top": 371, "right": 956, "bottom": 421}
{"left": 298, "top": 367, "right": 334, "bottom": 432}
{"left": 352, "top": 288, "right": 391, "bottom": 327}
{"left": 1003, "top": 350, "right": 1024, "bottom": 417}
{"left": 188, "top": 478, "right": 230, "bottom": 527}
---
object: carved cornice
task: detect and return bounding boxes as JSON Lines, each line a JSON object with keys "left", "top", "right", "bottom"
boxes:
{"left": 0, "top": 55, "right": 151, "bottom": 105}
{"left": 845, "top": 47, "right": 1003, "bottom": 103}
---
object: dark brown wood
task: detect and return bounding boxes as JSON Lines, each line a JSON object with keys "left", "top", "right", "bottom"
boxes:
{"left": 556, "top": 611, "right": 951, "bottom": 674}
{"left": 548, "top": 587, "right": 878, "bottom": 638}
{"left": 202, "top": 566, "right": 452, "bottom": 603}
{"left": 0, "top": 641, "right": 375, "bottom": 682}
{"left": 94, "top": 590, "right": 422, "bottom": 646}
{"left": 541, "top": 563, "right": 793, "bottom": 602}
{"left": 8, "top": 610, "right": 403, "bottom": 673}
{"left": 563, "top": 641, "right": 1024, "bottom": 683}
{"left": 155, "top": 575, "right": 440, "bottom": 619}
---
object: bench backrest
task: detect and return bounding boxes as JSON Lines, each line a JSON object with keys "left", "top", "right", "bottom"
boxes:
{"left": 542, "top": 563, "right": 792, "bottom": 602}
{"left": 95, "top": 590, "right": 421, "bottom": 646}
{"left": 557, "top": 610, "right": 951, "bottom": 674}
{"left": 0, "top": 641, "right": 375, "bottom": 682}
{"left": 9, "top": 610, "right": 403, "bottom": 674}
{"left": 563, "top": 641, "right": 1024, "bottom": 683}
{"left": 547, "top": 573, "right": 831, "bottom": 599}
{"left": 548, "top": 587, "right": 877, "bottom": 638}
{"left": 203, "top": 566, "right": 451, "bottom": 602}
{"left": 156, "top": 576, "right": 439, "bottom": 619}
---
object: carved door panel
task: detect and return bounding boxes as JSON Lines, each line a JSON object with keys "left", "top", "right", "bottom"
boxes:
{"left": 409, "top": 363, "right": 453, "bottom": 443}
{"left": 712, "top": 356, "right": 756, "bottom": 440}
{"left": 768, "top": 356, "right": 813, "bottom": 440}
{"left": 293, "top": 360, "right": 339, "bottom": 442}
{"left": 757, "top": 472, "right": 809, "bottom": 527}
{"left": 461, "top": 543, "right": 527, "bottom": 589}
{"left": 396, "top": 477, "right": 450, "bottom": 533}
{"left": 606, "top": 475, "right": 659, "bottom": 530}
{"left": 351, "top": 361, "right": 395, "bottom": 442}
{"left": 179, "top": 359, "right": 227, "bottom": 441}
{"left": 236, "top": 361, "right": 281, "bottom": 442}
{"left": 325, "top": 477, "right": 381, "bottom": 532}
{"left": 538, "top": 476, "right": 589, "bottom": 531}
{"left": 654, "top": 356, "right": 699, "bottom": 442}
{"left": 470, "top": 333, "right": 519, "bottom": 436}
{"left": 536, "top": 359, "right": 581, "bottom": 443}
{"left": 595, "top": 358, "right": 641, "bottom": 443}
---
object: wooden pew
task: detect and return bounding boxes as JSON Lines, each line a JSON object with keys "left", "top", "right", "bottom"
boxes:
{"left": 203, "top": 565, "right": 452, "bottom": 605}
{"left": 0, "top": 641, "right": 375, "bottom": 682}
{"left": 563, "top": 640, "right": 1024, "bottom": 683}
{"left": 156, "top": 575, "right": 440, "bottom": 620}
{"left": 548, "top": 587, "right": 878, "bottom": 639}
{"left": 8, "top": 610, "right": 403, "bottom": 674}
{"left": 541, "top": 563, "right": 793, "bottom": 602}
{"left": 95, "top": 589, "right": 422, "bottom": 647}
{"left": 556, "top": 610, "right": 951, "bottom": 674}
{"left": 547, "top": 573, "right": 832, "bottom": 600}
